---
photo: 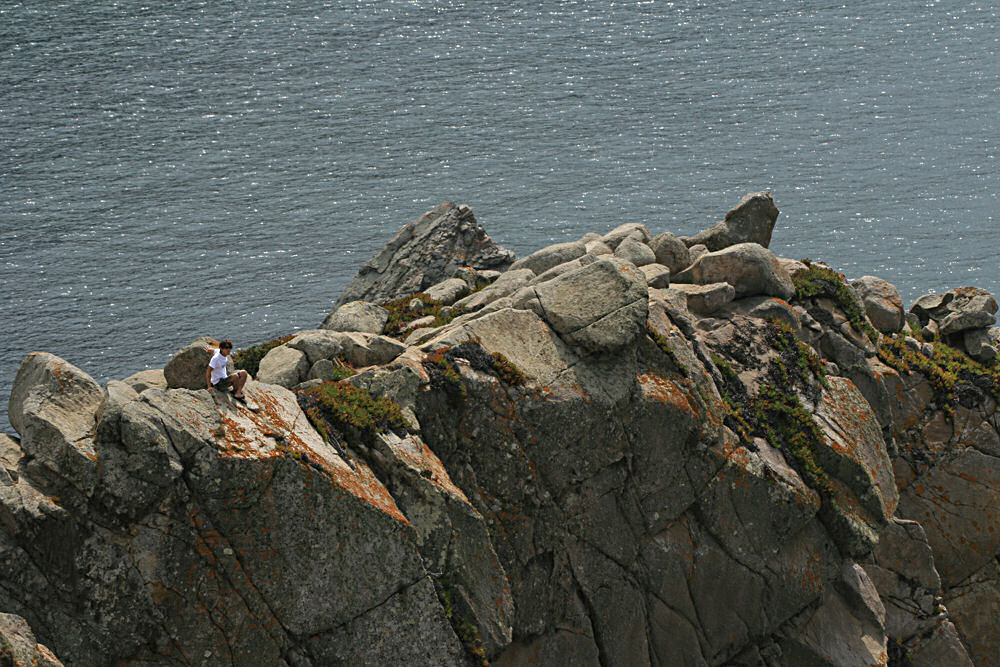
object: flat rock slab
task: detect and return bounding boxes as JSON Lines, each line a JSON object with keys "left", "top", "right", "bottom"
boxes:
{"left": 422, "top": 277, "right": 471, "bottom": 305}
{"left": 668, "top": 282, "right": 735, "bottom": 315}
{"left": 601, "top": 222, "right": 651, "bottom": 249}
{"left": 513, "top": 257, "right": 649, "bottom": 354}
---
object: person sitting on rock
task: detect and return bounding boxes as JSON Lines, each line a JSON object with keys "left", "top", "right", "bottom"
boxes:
{"left": 206, "top": 340, "right": 248, "bottom": 400}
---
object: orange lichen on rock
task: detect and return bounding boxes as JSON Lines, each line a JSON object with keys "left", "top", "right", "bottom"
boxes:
{"left": 210, "top": 385, "right": 409, "bottom": 525}
{"left": 637, "top": 373, "right": 693, "bottom": 413}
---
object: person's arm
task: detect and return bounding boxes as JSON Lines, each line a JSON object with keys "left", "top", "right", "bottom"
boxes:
{"left": 206, "top": 364, "right": 213, "bottom": 390}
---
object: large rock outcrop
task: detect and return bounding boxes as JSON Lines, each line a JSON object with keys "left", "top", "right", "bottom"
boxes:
{"left": 2, "top": 194, "right": 995, "bottom": 666}
{"left": 681, "top": 191, "right": 780, "bottom": 251}
{"left": 336, "top": 202, "right": 515, "bottom": 307}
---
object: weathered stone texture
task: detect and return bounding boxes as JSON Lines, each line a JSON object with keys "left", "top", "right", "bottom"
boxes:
{"left": 682, "top": 191, "right": 779, "bottom": 251}
{"left": 6, "top": 198, "right": 997, "bottom": 667}
{"left": 336, "top": 202, "right": 514, "bottom": 306}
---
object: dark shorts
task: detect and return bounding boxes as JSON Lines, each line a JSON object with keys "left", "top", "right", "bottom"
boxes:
{"left": 213, "top": 376, "right": 233, "bottom": 391}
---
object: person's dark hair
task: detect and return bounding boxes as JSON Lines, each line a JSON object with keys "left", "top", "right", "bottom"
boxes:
{"left": 219, "top": 339, "right": 233, "bottom": 350}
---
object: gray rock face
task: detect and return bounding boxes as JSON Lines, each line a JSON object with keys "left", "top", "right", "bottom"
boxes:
{"left": 640, "top": 263, "right": 670, "bottom": 288}
{"left": 286, "top": 330, "right": 407, "bottom": 368}
{"left": 163, "top": 336, "right": 218, "bottom": 390}
{"left": 682, "top": 191, "right": 779, "bottom": 251}
{"left": 256, "top": 344, "right": 310, "bottom": 387}
{"left": 5, "top": 197, "right": 996, "bottom": 667}
{"left": 688, "top": 243, "right": 709, "bottom": 265}
{"left": 508, "top": 240, "right": 587, "bottom": 276}
{"left": 673, "top": 242, "right": 796, "bottom": 300}
{"left": 613, "top": 236, "right": 657, "bottom": 266}
{"left": 422, "top": 277, "right": 471, "bottom": 305}
{"left": 910, "top": 286, "right": 998, "bottom": 337}
{"left": 320, "top": 300, "right": 390, "bottom": 333}
{"left": 668, "top": 282, "right": 735, "bottom": 314}
{"left": 649, "top": 231, "right": 691, "bottom": 274}
{"left": 8, "top": 352, "right": 103, "bottom": 502}
{"left": 584, "top": 239, "right": 613, "bottom": 256}
{"left": 600, "top": 222, "right": 651, "bottom": 249}
{"left": 853, "top": 275, "right": 906, "bottom": 333}
{"left": 963, "top": 328, "right": 997, "bottom": 362}
{"left": 121, "top": 368, "right": 167, "bottom": 393}
{"left": 336, "top": 202, "right": 514, "bottom": 307}
{"left": 452, "top": 268, "right": 535, "bottom": 312}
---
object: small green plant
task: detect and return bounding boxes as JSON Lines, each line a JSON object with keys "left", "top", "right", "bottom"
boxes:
{"left": 792, "top": 260, "right": 879, "bottom": 345}
{"left": 424, "top": 347, "right": 467, "bottom": 403}
{"left": 297, "top": 381, "right": 407, "bottom": 448}
{"left": 231, "top": 335, "right": 295, "bottom": 376}
{"left": 711, "top": 354, "right": 754, "bottom": 444}
{"left": 327, "top": 356, "right": 357, "bottom": 381}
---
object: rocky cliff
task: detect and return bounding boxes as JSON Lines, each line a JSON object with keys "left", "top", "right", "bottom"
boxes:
{"left": 2, "top": 196, "right": 998, "bottom": 666}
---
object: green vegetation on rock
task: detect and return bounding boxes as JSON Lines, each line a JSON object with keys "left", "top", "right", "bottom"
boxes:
{"left": 792, "top": 260, "right": 879, "bottom": 344}
{"left": 767, "top": 318, "right": 828, "bottom": 390}
{"left": 297, "top": 381, "right": 407, "bottom": 448}
{"left": 751, "top": 384, "right": 836, "bottom": 497}
{"left": 713, "top": 320, "right": 837, "bottom": 505}
{"left": 878, "top": 333, "right": 1000, "bottom": 418}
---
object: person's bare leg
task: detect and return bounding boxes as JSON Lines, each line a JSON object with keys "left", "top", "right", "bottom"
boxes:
{"left": 233, "top": 370, "right": 248, "bottom": 398}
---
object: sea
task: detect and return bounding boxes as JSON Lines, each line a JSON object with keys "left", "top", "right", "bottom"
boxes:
{"left": 2, "top": 0, "right": 998, "bottom": 434}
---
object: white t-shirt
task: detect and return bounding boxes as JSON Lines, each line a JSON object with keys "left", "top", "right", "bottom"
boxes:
{"left": 209, "top": 350, "right": 230, "bottom": 385}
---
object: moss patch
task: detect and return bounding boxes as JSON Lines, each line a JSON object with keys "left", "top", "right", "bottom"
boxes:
{"left": 232, "top": 334, "right": 294, "bottom": 376}
{"left": 792, "top": 260, "right": 879, "bottom": 345}
{"left": 296, "top": 381, "right": 407, "bottom": 449}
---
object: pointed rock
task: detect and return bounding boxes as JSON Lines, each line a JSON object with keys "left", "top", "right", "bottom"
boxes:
{"left": 336, "top": 202, "right": 514, "bottom": 307}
